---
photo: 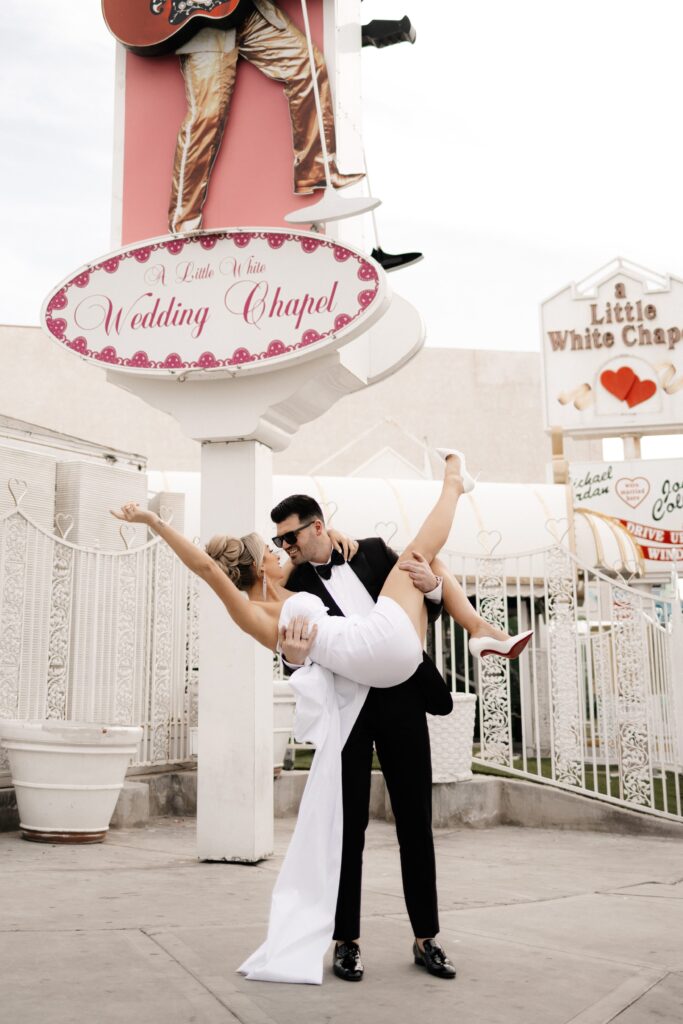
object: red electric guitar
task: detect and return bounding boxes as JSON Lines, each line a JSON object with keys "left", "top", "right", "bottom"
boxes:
{"left": 101, "top": 0, "right": 251, "bottom": 56}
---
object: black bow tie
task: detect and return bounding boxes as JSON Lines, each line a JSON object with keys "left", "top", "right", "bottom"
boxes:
{"left": 314, "top": 549, "right": 345, "bottom": 580}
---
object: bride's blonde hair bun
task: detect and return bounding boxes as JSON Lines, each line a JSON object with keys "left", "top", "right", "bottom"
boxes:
{"left": 205, "top": 531, "right": 265, "bottom": 592}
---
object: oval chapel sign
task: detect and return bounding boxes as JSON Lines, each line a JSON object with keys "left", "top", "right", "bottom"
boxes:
{"left": 41, "top": 230, "right": 389, "bottom": 375}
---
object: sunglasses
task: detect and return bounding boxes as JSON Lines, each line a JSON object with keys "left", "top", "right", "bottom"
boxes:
{"left": 272, "top": 519, "right": 317, "bottom": 549}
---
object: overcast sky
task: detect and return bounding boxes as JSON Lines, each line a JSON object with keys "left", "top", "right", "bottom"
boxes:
{"left": 3, "top": 0, "right": 683, "bottom": 373}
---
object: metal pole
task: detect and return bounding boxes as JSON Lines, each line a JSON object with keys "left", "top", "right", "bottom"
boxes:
{"left": 299, "top": 0, "right": 333, "bottom": 188}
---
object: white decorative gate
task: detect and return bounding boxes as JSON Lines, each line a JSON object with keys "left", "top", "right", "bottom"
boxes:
{"left": 431, "top": 540, "right": 683, "bottom": 823}
{"left": 0, "top": 484, "right": 198, "bottom": 777}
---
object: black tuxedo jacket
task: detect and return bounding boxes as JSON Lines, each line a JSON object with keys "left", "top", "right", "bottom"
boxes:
{"left": 286, "top": 538, "right": 453, "bottom": 714}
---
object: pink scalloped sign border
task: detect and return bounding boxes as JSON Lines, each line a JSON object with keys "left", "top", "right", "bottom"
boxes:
{"left": 40, "top": 230, "right": 387, "bottom": 374}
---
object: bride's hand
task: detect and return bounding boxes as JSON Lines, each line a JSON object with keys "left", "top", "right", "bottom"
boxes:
{"left": 110, "top": 502, "right": 156, "bottom": 526}
{"left": 279, "top": 616, "right": 318, "bottom": 666}
{"left": 328, "top": 528, "right": 359, "bottom": 561}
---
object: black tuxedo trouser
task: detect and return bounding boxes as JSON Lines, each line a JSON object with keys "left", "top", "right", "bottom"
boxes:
{"left": 332, "top": 681, "right": 439, "bottom": 940}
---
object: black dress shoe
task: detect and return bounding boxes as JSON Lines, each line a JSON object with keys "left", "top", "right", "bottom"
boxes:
{"left": 413, "top": 939, "right": 456, "bottom": 979}
{"left": 371, "top": 247, "right": 424, "bottom": 273}
{"left": 362, "top": 16, "right": 417, "bottom": 48}
{"left": 333, "top": 941, "right": 364, "bottom": 981}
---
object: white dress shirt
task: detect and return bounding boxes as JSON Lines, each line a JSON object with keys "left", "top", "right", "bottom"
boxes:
{"left": 314, "top": 561, "right": 376, "bottom": 617}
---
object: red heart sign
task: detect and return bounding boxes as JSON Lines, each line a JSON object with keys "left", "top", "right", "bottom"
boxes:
{"left": 600, "top": 366, "right": 657, "bottom": 408}
{"left": 625, "top": 378, "right": 657, "bottom": 407}
{"left": 600, "top": 366, "right": 636, "bottom": 401}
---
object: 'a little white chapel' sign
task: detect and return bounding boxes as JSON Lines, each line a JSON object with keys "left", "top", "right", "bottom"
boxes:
{"left": 541, "top": 260, "right": 683, "bottom": 436}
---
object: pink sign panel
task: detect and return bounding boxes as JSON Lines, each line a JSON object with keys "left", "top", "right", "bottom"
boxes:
{"left": 41, "top": 230, "right": 388, "bottom": 375}
{"left": 117, "top": 1, "right": 332, "bottom": 245}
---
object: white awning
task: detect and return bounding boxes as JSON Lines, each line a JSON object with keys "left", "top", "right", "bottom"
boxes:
{"left": 148, "top": 471, "right": 647, "bottom": 579}
{"left": 272, "top": 476, "right": 569, "bottom": 558}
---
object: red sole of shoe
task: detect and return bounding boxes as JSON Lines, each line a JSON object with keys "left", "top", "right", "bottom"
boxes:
{"left": 480, "top": 634, "right": 533, "bottom": 660}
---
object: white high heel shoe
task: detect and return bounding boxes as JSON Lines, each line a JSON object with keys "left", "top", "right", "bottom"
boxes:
{"left": 468, "top": 630, "right": 533, "bottom": 660}
{"left": 435, "top": 447, "right": 477, "bottom": 494}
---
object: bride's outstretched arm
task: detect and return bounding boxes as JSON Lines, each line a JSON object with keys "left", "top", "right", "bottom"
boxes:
{"left": 111, "top": 503, "right": 277, "bottom": 649}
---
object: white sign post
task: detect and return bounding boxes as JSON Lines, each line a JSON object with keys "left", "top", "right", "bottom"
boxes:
{"left": 198, "top": 440, "right": 274, "bottom": 862}
{"left": 42, "top": 229, "right": 425, "bottom": 862}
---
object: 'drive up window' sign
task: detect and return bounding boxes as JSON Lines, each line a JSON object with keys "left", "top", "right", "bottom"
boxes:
{"left": 41, "top": 230, "right": 387, "bottom": 376}
{"left": 571, "top": 458, "right": 683, "bottom": 568}
{"left": 540, "top": 260, "right": 683, "bottom": 436}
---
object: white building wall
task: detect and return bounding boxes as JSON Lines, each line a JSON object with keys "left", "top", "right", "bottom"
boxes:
{"left": 0, "top": 325, "right": 601, "bottom": 481}
{"left": 0, "top": 324, "right": 199, "bottom": 471}
{"left": 271, "top": 348, "right": 604, "bottom": 482}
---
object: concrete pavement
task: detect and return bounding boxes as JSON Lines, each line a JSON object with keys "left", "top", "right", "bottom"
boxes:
{"left": 1, "top": 818, "right": 682, "bottom": 1024}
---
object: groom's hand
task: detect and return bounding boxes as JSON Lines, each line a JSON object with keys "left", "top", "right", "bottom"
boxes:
{"left": 398, "top": 551, "right": 438, "bottom": 593}
{"left": 279, "top": 616, "right": 318, "bottom": 666}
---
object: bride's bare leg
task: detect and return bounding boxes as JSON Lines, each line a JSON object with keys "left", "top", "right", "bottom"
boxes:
{"left": 432, "top": 558, "right": 510, "bottom": 642}
{"left": 380, "top": 456, "right": 465, "bottom": 640}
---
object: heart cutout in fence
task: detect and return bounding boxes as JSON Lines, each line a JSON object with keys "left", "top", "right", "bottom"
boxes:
{"left": 7, "top": 478, "right": 28, "bottom": 507}
{"left": 158, "top": 505, "right": 174, "bottom": 525}
{"left": 119, "top": 523, "right": 137, "bottom": 550}
{"left": 54, "top": 513, "right": 74, "bottom": 540}
{"left": 615, "top": 476, "right": 650, "bottom": 509}
{"left": 611, "top": 560, "right": 640, "bottom": 587}
{"left": 600, "top": 366, "right": 636, "bottom": 401}
{"left": 322, "top": 500, "right": 338, "bottom": 525}
{"left": 375, "top": 520, "right": 398, "bottom": 546}
{"left": 476, "top": 530, "right": 502, "bottom": 556}
{"left": 544, "top": 517, "right": 570, "bottom": 544}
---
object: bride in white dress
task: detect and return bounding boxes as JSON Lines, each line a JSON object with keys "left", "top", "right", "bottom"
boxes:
{"left": 112, "top": 451, "right": 531, "bottom": 984}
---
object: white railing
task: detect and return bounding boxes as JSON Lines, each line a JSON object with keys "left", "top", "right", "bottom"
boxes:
{"left": 0, "top": 485, "right": 198, "bottom": 779}
{"left": 429, "top": 540, "right": 683, "bottom": 822}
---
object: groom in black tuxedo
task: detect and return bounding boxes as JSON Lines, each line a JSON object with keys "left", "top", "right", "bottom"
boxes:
{"left": 271, "top": 494, "right": 456, "bottom": 982}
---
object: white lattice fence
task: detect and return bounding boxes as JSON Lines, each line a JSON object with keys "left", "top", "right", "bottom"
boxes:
{"left": 0, "top": 488, "right": 197, "bottom": 776}
{"left": 431, "top": 543, "right": 683, "bottom": 823}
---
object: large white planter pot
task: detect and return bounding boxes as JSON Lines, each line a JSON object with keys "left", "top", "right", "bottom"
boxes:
{"left": 428, "top": 694, "right": 477, "bottom": 783}
{"left": 0, "top": 720, "right": 143, "bottom": 843}
{"left": 273, "top": 681, "right": 296, "bottom": 774}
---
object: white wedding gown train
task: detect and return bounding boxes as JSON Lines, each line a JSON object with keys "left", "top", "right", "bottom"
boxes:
{"left": 238, "top": 591, "right": 422, "bottom": 985}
